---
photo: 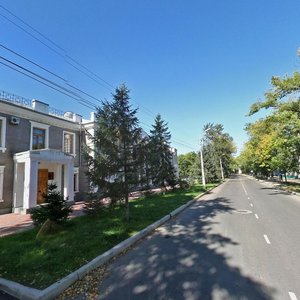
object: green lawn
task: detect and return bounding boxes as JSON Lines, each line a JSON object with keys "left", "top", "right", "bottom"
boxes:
{"left": 0, "top": 184, "right": 216, "bottom": 289}
{"left": 279, "top": 181, "right": 300, "bottom": 193}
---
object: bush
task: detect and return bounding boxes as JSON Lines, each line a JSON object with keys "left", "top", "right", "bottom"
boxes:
{"left": 30, "top": 183, "right": 73, "bottom": 226}
{"left": 84, "top": 192, "right": 106, "bottom": 215}
{"left": 142, "top": 189, "right": 154, "bottom": 197}
{"left": 178, "top": 179, "right": 190, "bottom": 189}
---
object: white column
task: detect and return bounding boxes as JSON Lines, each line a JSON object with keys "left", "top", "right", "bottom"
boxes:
{"left": 23, "top": 159, "right": 38, "bottom": 209}
{"left": 63, "top": 162, "right": 74, "bottom": 202}
{"left": 12, "top": 161, "right": 18, "bottom": 208}
{"left": 55, "top": 164, "right": 62, "bottom": 191}
{"left": 13, "top": 162, "right": 26, "bottom": 213}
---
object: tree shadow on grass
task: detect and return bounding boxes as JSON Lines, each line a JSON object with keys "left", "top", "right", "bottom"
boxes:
{"left": 98, "top": 197, "right": 276, "bottom": 300}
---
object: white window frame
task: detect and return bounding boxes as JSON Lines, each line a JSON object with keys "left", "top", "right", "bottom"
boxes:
{"left": 0, "top": 116, "right": 7, "bottom": 153}
{"left": 74, "top": 167, "right": 79, "bottom": 192}
{"left": 63, "top": 131, "right": 76, "bottom": 155}
{"left": 30, "top": 121, "right": 49, "bottom": 150}
{"left": 0, "top": 166, "right": 5, "bottom": 202}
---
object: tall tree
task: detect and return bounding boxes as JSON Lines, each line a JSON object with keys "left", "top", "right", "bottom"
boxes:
{"left": 149, "top": 114, "right": 176, "bottom": 188}
{"left": 178, "top": 151, "right": 198, "bottom": 182}
{"left": 83, "top": 84, "right": 143, "bottom": 221}
{"left": 202, "top": 123, "right": 236, "bottom": 181}
{"left": 241, "top": 60, "right": 300, "bottom": 177}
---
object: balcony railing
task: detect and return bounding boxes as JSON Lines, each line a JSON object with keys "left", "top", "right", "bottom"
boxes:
{"left": 0, "top": 90, "right": 73, "bottom": 121}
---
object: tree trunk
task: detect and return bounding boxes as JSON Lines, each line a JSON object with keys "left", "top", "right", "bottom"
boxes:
{"left": 125, "top": 195, "right": 129, "bottom": 222}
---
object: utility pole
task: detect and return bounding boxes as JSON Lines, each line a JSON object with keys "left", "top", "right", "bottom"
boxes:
{"left": 200, "top": 127, "right": 212, "bottom": 189}
{"left": 220, "top": 157, "right": 224, "bottom": 181}
{"left": 200, "top": 142, "right": 206, "bottom": 189}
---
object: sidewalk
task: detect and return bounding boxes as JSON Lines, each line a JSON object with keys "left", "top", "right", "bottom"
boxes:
{"left": 0, "top": 202, "right": 85, "bottom": 237}
{"left": 247, "top": 175, "right": 300, "bottom": 195}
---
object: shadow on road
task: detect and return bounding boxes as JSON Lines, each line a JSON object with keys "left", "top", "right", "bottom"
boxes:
{"left": 99, "top": 196, "right": 276, "bottom": 299}
{"left": 260, "top": 187, "right": 291, "bottom": 196}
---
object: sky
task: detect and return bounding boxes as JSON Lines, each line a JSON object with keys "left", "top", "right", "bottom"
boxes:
{"left": 1, "top": 0, "right": 300, "bottom": 155}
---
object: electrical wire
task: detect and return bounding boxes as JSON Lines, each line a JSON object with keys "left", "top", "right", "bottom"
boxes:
{"left": 0, "top": 44, "right": 103, "bottom": 104}
{"left": 0, "top": 5, "right": 197, "bottom": 151}
{"left": 0, "top": 43, "right": 66, "bottom": 82}
{"left": 0, "top": 60, "right": 96, "bottom": 110}
{"left": 0, "top": 55, "right": 98, "bottom": 108}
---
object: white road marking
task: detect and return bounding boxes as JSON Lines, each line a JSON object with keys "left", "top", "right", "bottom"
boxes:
{"left": 263, "top": 234, "right": 271, "bottom": 244}
{"left": 241, "top": 182, "right": 248, "bottom": 195}
{"left": 255, "top": 214, "right": 259, "bottom": 219}
{"left": 250, "top": 203, "right": 253, "bottom": 207}
{"left": 288, "top": 292, "right": 298, "bottom": 300}
{"left": 247, "top": 197, "right": 250, "bottom": 200}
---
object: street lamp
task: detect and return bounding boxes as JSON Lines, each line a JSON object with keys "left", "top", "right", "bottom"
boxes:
{"left": 219, "top": 157, "right": 224, "bottom": 181}
{"left": 200, "top": 127, "right": 211, "bottom": 189}
{"left": 200, "top": 139, "right": 206, "bottom": 189}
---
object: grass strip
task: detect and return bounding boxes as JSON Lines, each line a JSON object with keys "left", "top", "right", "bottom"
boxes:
{"left": 278, "top": 181, "right": 300, "bottom": 193}
{"left": 0, "top": 184, "right": 215, "bottom": 289}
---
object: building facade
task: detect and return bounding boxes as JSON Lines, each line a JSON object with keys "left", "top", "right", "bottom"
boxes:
{"left": 0, "top": 91, "right": 92, "bottom": 214}
{"left": 0, "top": 91, "right": 179, "bottom": 215}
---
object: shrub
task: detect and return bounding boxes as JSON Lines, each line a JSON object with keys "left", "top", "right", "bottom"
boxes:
{"left": 30, "top": 183, "right": 73, "bottom": 226}
{"left": 143, "top": 189, "right": 154, "bottom": 197}
{"left": 84, "top": 192, "right": 106, "bottom": 215}
{"left": 178, "top": 179, "right": 190, "bottom": 189}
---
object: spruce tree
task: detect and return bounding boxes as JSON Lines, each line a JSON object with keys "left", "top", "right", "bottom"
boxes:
{"left": 149, "top": 114, "right": 176, "bottom": 188}
{"left": 84, "top": 84, "right": 143, "bottom": 221}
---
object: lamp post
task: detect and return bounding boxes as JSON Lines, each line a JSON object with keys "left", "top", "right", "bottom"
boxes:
{"left": 200, "top": 139, "right": 206, "bottom": 189}
{"left": 200, "top": 127, "right": 211, "bottom": 189}
{"left": 219, "top": 157, "right": 224, "bottom": 181}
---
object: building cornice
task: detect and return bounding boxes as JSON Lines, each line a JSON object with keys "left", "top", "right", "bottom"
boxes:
{"left": 0, "top": 101, "right": 81, "bottom": 131}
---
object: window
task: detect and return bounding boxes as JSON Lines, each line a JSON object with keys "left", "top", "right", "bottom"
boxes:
{"left": 48, "top": 172, "right": 54, "bottom": 180}
{"left": 30, "top": 121, "right": 49, "bottom": 150}
{"left": 32, "top": 128, "right": 46, "bottom": 149}
{"left": 63, "top": 131, "right": 75, "bottom": 155}
{"left": 74, "top": 167, "right": 79, "bottom": 192}
{"left": 0, "top": 166, "right": 5, "bottom": 202}
{"left": 0, "top": 117, "right": 7, "bottom": 152}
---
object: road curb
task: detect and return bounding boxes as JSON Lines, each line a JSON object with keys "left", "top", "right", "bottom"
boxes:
{"left": 0, "top": 185, "right": 218, "bottom": 300}
{"left": 250, "top": 176, "right": 300, "bottom": 197}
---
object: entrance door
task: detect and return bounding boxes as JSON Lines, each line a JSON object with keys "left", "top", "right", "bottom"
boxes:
{"left": 37, "top": 169, "right": 48, "bottom": 204}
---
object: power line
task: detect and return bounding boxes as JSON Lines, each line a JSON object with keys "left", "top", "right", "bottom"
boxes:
{"left": 0, "top": 56, "right": 196, "bottom": 150}
{"left": 0, "top": 58, "right": 96, "bottom": 110}
{"left": 0, "top": 44, "right": 103, "bottom": 104}
{"left": 66, "top": 55, "right": 115, "bottom": 90}
{"left": 0, "top": 13, "right": 64, "bottom": 58}
{"left": 0, "top": 44, "right": 66, "bottom": 82}
{"left": 0, "top": 55, "right": 97, "bottom": 107}
{"left": 0, "top": 56, "right": 101, "bottom": 106}
{"left": 0, "top": 5, "right": 114, "bottom": 91}
{"left": 0, "top": 4, "right": 65, "bottom": 52}
{"left": 0, "top": 61, "right": 95, "bottom": 110}
{"left": 0, "top": 5, "right": 160, "bottom": 117}
{"left": 140, "top": 121, "right": 197, "bottom": 151}
{"left": 0, "top": 5, "right": 196, "bottom": 151}
{"left": 0, "top": 4, "right": 161, "bottom": 118}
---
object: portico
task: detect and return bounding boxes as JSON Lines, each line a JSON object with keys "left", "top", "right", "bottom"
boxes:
{"left": 13, "top": 149, "right": 74, "bottom": 214}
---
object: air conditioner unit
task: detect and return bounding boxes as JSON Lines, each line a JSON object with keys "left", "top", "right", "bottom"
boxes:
{"left": 10, "top": 116, "right": 20, "bottom": 125}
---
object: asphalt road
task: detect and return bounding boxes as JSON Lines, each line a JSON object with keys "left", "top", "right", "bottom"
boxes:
{"left": 98, "top": 175, "right": 300, "bottom": 300}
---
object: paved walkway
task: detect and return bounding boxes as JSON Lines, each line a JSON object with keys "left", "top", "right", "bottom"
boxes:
{"left": 0, "top": 202, "right": 85, "bottom": 237}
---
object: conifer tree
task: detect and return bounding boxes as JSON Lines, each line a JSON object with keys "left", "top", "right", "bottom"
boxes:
{"left": 149, "top": 114, "right": 176, "bottom": 188}
{"left": 84, "top": 84, "right": 143, "bottom": 221}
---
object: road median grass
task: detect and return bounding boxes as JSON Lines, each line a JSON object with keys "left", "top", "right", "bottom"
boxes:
{"left": 0, "top": 184, "right": 216, "bottom": 289}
